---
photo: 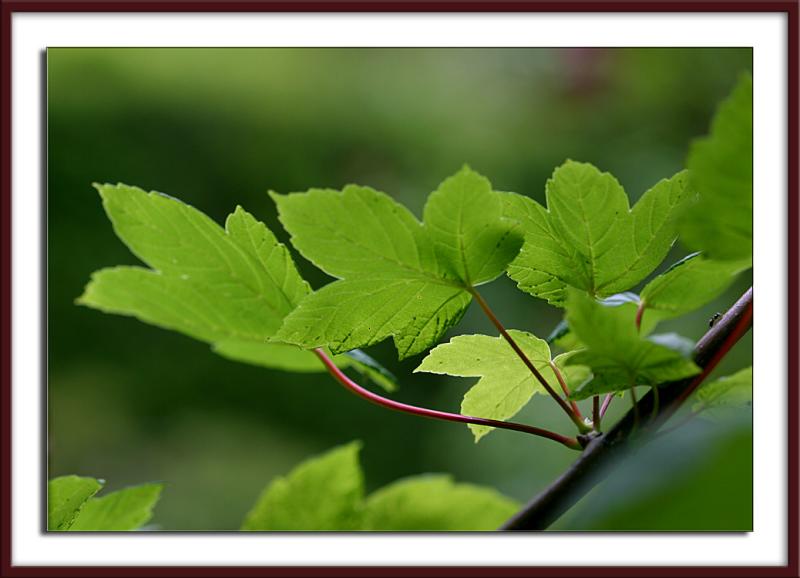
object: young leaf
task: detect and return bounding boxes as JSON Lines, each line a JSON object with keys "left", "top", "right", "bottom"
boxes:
{"left": 212, "top": 341, "right": 397, "bottom": 392}
{"left": 68, "top": 483, "right": 163, "bottom": 531}
{"left": 360, "top": 475, "right": 519, "bottom": 531}
{"left": 241, "top": 441, "right": 364, "bottom": 531}
{"left": 565, "top": 290, "right": 700, "bottom": 400}
{"left": 48, "top": 476, "right": 104, "bottom": 531}
{"left": 681, "top": 74, "right": 753, "bottom": 261}
{"left": 547, "top": 294, "right": 664, "bottom": 354}
{"left": 505, "top": 163, "right": 692, "bottom": 304}
{"left": 273, "top": 168, "right": 521, "bottom": 358}
{"left": 415, "top": 331, "right": 554, "bottom": 441}
{"left": 693, "top": 366, "right": 752, "bottom": 419}
{"left": 640, "top": 253, "right": 750, "bottom": 320}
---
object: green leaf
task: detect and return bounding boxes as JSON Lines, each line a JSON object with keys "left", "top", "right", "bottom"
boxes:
{"left": 694, "top": 366, "right": 752, "bottom": 418}
{"left": 506, "top": 163, "right": 692, "bottom": 304}
{"left": 48, "top": 476, "right": 103, "bottom": 531}
{"left": 270, "top": 184, "right": 440, "bottom": 279}
{"left": 565, "top": 290, "right": 700, "bottom": 400}
{"left": 360, "top": 475, "right": 519, "bottom": 531}
{"left": 681, "top": 74, "right": 753, "bottom": 261}
{"left": 547, "top": 294, "right": 663, "bottom": 354}
{"left": 423, "top": 166, "right": 523, "bottom": 285}
{"left": 241, "top": 441, "right": 521, "bottom": 531}
{"left": 274, "top": 168, "right": 520, "bottom": 358}
{"left": 275, "top": 273, "right": 472, "bottom": 359}
{"left": 640, "top": 253, "right": 750, "bottom": 320}
{"left": 552, "top": 351, "right": 592, "bottom": 393}
{"left": 81, "top": 186, "right": 308, "bottom": 339}
{"left": 545, "top": 161, "right": 631, "bottom": 293}
{"left": 241, "top": 441, "right": 364, "bottom": 531}
{"left": 598, "top": 170, "right": 695, "bottom": 294}
{"left": 69, "top": 483, "right": 163, "bottom": 531}
{"left": 79, "top": 184, "right": 319, "bottom": 372}
{"left": 415, "top": 330, "right": 553, "bottom": 441}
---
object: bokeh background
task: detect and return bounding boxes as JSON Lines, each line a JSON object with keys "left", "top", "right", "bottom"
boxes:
{"left": 48, "top": 48, "right": 753, "bottom": 531}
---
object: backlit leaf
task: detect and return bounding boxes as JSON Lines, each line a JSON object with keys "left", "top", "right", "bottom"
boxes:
{"left": 241, "top": 442, "right": 520, "bottom": 531}
{"left": 415, "top": 331, "right": 555, "bottom": 441}
{"left": 274, "top": 168, "right": 521, "bottom": 358}
{"left": 506, "top": 163, "right": 692, "bottom": 304}
{"left": 78, "top": 184, "right": 322, "bottom": 375}
{"left": 69, "top": 483, "right": 163, "bottom": 531}
{"left": 565, "top": 290, "right": 700, "bottom": 399}
{"left": 361, "top": 475, "right": 519, "bottom": 531}
{"left": 48, "top": 476, "right": 104, "bottom": 531}
{"left": 640, "top": 253, "right": 749, "bottom": 321}
{"left": 241, "top": 441, "right": 364, "bottom": 531}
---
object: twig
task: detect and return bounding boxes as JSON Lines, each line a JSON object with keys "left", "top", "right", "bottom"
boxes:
{"left": 599, "top": 393, "right": 614, "bottom": 418}
{"left": 313, "top": 348, "right": 582, "bottom": 451}
{"left": 635, "top": 300, "right": 646, "bottom": 333}
{"left": 550, "top": 361, "right": 583, "bottom": 419}
{"left": 500, "top": 287, "right": 753, "bottom": 531}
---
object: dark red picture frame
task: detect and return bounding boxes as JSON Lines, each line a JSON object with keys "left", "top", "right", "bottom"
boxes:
{"left": 1, "top": 1, "right": 797, "bottom": 576}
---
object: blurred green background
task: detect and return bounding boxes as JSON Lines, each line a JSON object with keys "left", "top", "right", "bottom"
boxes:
{"left": 48, "top": 48, "right": 753, "bottom": 531}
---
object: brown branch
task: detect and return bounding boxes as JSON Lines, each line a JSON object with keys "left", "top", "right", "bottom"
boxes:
{"left": 500, "top": 287, "right": 753, "bottom": 531}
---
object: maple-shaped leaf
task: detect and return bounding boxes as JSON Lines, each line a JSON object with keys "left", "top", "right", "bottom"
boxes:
{"left": 241, "top": 442, "right": 519, "bottom": 531}
{"left": 564, "top": 289, "right": 700, "bottom": 400}
{"left": 415, "top": 331, "right": 583, "bottom": 441}
{"left": 273, "top": 166, "right": 523, "bottom": 358}
{"left": 78, "top": 184, "right": 396, "bottom": 390}
{"left": 505, "top": 162, "right": 693, "bottom": 305}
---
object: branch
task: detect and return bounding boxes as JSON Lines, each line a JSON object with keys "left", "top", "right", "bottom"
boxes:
{"left": 500, "top": 287, "right": 753, "bottom": 531}
{"left": 313, "top": 348, "right": 582, "bottom": 450}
